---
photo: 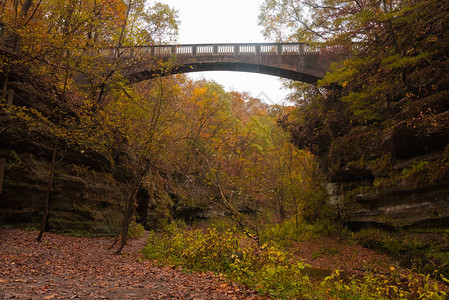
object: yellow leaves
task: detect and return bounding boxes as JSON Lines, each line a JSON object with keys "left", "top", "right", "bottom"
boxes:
{"left": 425, "top": 35, "right": 438, "bottom": 43}
{"left": 191, "top": 86, "right": 207, "bottom": 106}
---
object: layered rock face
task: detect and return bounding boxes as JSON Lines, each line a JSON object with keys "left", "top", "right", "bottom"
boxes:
{"left": 0, "top": 66, "right": 134, "bottom": 234}
{"left": 325, "top": 90, "right": 449, "bottom": 229}
{"left": 0, "top": 113, "right": 127, "bottom": 235}
{"left": 327, "top": 177, "right": 449, "bottom": 229}
{"left": 0, "top": 148, "right": 125, "bottom": 235}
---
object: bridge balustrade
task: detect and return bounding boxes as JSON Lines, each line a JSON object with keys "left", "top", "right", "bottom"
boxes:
{"left": 93, "top": 43, "right": 322, "bottom": 61}
{"left": 109, "top": 43, "right": 314, "bottom": 58}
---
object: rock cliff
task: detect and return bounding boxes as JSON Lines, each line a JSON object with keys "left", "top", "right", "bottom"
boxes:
{"left": 0, "top": 145, "right": 125, "bottom": 235}
{"left": 324, "top": 89, "right": 449, "bottom": 230}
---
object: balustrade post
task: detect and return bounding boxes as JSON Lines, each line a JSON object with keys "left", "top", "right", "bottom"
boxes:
{"left": 234, "top": 45, "right": 239, "bottom": 55}
{"left": 277, "top": 44, "right": 283, "bottom": 55}
{"left": 299, "top": 44, "right": 305, "bottom": 70}
{"left": 171, "top": 45, "right": 176, "bottom": 55}
{"left": 213, "top": 45, "right": 218, "bottom": 55}
{"left": 192, "top": 45, "right": 197, "bottom": 57}
{"left": 299, "top": 43, "right": 305, "bottom": 55}
{"left": 255, "top": 44, "right": 261, "bottom": 55}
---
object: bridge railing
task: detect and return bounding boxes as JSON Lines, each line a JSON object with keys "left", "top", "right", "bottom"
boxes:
{"left": 100, "top": 43, "right": 318, "bottom": 58}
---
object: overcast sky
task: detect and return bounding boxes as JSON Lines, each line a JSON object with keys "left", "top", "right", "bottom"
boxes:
{"left": 158, "top": 0, "right": 290, "bottom": 104}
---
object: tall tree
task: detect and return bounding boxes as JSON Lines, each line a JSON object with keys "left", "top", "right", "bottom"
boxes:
{"left": 0, "top": 0, "right": 180, "bottom": 242}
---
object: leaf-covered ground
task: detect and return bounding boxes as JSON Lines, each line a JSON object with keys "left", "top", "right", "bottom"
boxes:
{"left": 0, "top": 229, "right": 262, "bottom": 299}
{"left": 293, "top": 236, "right": 402, "bottom": 274}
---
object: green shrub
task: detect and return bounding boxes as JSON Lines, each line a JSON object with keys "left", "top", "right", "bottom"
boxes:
{"left": 319, "top": 269, "right": 447, "bottom": 299}
{"left": 143, "top": 227, "right": 312, "bottom": 299}
{"left": 127, "top": 221, "right": 145, "bottom": 240}
{"left": 260, "top": 216, "right": 348, "bottom": 247}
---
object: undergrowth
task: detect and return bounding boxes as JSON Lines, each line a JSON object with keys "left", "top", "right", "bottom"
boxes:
{"left": 260, "top": 217, "right": 348, "bottom": 248}
{"left": 353, "top": 227, "right": 449, "bottom": 278}
{"left": 127, "top": 221, "right": 145, "bottom": 240}
{"left": 142, "top": 223, "right": 448, "bottom": 299}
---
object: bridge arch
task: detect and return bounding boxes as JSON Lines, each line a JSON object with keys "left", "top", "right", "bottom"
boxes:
{"left": 128, "top": 61, "right": 322, "bottom": 84}
{"left": 112, "top": 43, "right": 330, "bottom": 84}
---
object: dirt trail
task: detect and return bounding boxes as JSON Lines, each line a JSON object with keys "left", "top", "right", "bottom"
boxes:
{"left": 0, "top": 229, "right": 262, "bottom": 299}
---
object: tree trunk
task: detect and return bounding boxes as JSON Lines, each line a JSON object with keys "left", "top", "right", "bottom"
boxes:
{"left": 294, "top": 200, "right": 299, "bottom": 232}
{"left": 114, "top": 185, "right": 139, "bottom": 254}
{"left": 279, "top": 199, "right": 286, "bottom": 222}
{"left": 277, "top": 189, "right": 286, "bottom": 222}
{"left": 37, "top": 138, "right": 58, "bottom": 242}
{"left": 36, "top": 50, "right": 68, "bottom": 242}
{"left": 0, "top": 158, "right": 6, "bottom": 194}
{"left": 2, "top": 65, "right": 10, "bottom": 97}
{"left": 113, "top": 159, "right": 153, "bottom": 255}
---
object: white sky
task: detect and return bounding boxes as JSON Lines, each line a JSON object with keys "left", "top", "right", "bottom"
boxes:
{"left": 158, "top": 0, "right": 290, "bottom": 104}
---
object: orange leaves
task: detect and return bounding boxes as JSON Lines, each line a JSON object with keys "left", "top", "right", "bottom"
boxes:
{"left": 99, "top": 0, "right": 128, "bottom": 24}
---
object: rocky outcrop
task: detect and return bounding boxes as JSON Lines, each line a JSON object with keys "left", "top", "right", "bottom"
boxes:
{"left": 0, "top": 68, "right": 128, "bottom": 235}
{"left": 0, "top": 151, "right": 125, "bottom": 235}
{"left": 328, "top": 179, "right": 449, "bottom": 229}
{"left": 382, "top": 112, "right": 449, "bottom": 159}
{"left": 325, "top": 100, "right": 449, "bottom": 229}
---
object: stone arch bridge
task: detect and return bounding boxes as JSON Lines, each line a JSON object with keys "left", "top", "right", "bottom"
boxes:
{"left": 105, "top": 43, "right": 332, "bottom": 84}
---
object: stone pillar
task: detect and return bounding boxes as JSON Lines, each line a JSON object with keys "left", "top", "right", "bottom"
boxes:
{"left": 234, "top": 45, "right": 240, "bottom": 55}
{"left": 299, "top": 43, "right": 305, "bottom": 55}
{"left": 299, "top": 44, "right": 305, "bottom": 70}
{"left": 213, "top": 45, "right": 218, "bottom": 55}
